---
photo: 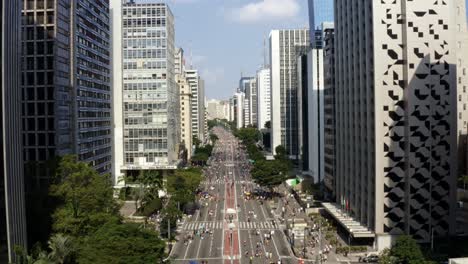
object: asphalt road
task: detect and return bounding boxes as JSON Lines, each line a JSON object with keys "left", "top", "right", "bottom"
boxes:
{"left": 170, "top": 128, "right": 298, "bottom": 264}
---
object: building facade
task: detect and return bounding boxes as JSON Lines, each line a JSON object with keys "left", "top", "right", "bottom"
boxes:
{"left": 206, "top": 99, "right": 230, "bottom": 121}
{"left": 297, "top": 47, "right": 325, "bottom": 184}
{"left": 334, "top": 0, "right": 462, "bottom": 247}
{"left": 269, "top": 29, "right": 309, "bottom": 157}
{"left": 323, "top": 26, "right": 335, "bottom": 196}
{"left": 239, "top": 77, "right": 256, "bottom": 127}
{"left": 111, "top": 1, "right": 179, "bottom": 184}
{"left": 1, "top": 0, "right": 27, "bottom": 261}
{"left": 233, "top": 92, "right": 245, "bottom": 129}
{"left": 256, "top": 68, "right": 271, "bottom": 129}
{"left": 177, "top": 74, "right": 192, "bottom": 160}
{"left": 185, "top": 69, "right": 206, "bottom": 142}
{"left": 22, "top": 0, "right": 112, "bottom": 184}
{"left": 308, "top": 0, "right": 334, "bottom": 45}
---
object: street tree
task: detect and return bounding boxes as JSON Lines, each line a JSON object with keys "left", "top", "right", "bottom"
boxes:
{"left": 251, "top": 159, "right": 289, "bottom": 190}
{"left": 77, "top": 222, "right": 166, "bottom": 264}
{"left": 209, "top": 133, "right": 219, "bottom": 144}
{"left": 47, "top": 234, "right": 75, "bottom": 264}
{"left": 384, "top": 236, "right": 427, "bottom": 264}
{"left": 50, "top": 155, "right": 120, "bottom": 236}
{"left": 193, "top": 135, "right": 202, "bottom": 147}
{"left": 274, "top": 145, "right": 288, "bottom": 160}
{"left": 235, "top": 127, "right": 261, "bottom": 145}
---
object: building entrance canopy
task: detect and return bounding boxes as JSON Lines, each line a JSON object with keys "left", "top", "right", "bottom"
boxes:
{"left": 322, "top": 203, "right": 375, "bottom": 238}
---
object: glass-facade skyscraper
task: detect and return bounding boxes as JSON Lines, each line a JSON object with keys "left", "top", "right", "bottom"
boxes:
{"left": 308, "top": 0, "right": 334, "bottom": 45}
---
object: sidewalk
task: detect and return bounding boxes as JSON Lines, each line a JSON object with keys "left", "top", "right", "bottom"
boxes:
{"left": 274, "top": 184, "right": 362, "bottom": 263}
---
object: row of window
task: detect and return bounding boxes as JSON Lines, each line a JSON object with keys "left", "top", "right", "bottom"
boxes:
{"left": 123, "top": 28, "right": 167, "bottom": 38}
{"left": 123, "top": 49, "right": 167, "bottom": 59}
{"left": 123, "top": 61, "right": 167, "bottom": 70}
{"left": 123, "top": 38, "right": 167, "bottom": 49}
{"left": 123, "top": 7, "right": 167, "bottom": 17}
{"left": 123, "top": 18, "right": 167, "bottom": 28}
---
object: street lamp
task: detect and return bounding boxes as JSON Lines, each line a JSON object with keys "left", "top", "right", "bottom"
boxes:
{"left": 303, "top": 227, "right": 308, "bottom": 258}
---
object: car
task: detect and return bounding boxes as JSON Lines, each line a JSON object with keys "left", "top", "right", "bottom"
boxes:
{"left": 363, "top": 255, "right": 379, "bottom": 263}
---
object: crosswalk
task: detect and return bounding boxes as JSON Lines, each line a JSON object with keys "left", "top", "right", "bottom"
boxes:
{"left": 181, "top": 221, "right": 279, "bottom": 231}
{"left": 238, "top": 221, "right": 277, "bottom": 230}
{"left": 182, "top": 221, "right": 223, "bottom": 231}
{"left": 201, "top": 180, "right": 247, "bottom": 185}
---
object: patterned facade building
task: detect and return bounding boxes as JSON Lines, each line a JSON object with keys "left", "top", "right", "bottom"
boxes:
{"left": 334, "top": 0, "right": 464, "bottom": 245}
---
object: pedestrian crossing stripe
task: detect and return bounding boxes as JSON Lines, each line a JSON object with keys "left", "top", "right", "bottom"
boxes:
{"left": 182, "top": 221, "right": 223, "bottom": 231}
{"left": 201, "top": 180, "right": 247, "bottom": 185}
{"left": 238, "top": 222, "right": 278, "bottom": 230}
{"left": 181, "top": 221, "right": 279, "bottom": 231}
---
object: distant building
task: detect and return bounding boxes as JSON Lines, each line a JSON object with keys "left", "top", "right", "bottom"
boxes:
{"left": 256, "top": 68, "right": 271, "bottom": 129}
{"left": 177, "top": 74, "right": 192, "bottom": 160}
{"left": 111, "top": 1, "right": 179, "bottom": 185}
{"left": 1, "top": 1, "right": 27, "bottom": 262}
{"left": 239, "top": 77, "right": 256, "bottom": 127}
{"left": 175, "top": 48, "right": 192, "bottom": 160}
{"left": 308, "top": 0, "right": 334, "bottom": 45}
{"left": 269, "top": 29, "right": 309, "bottom": 157}
{"left": 206, "top": 99, "right": 230, "bottom": 121}
{"left": 233, "top": 92, "right": 245, "bottom": 129}
{"left": 186, "top": 70, "right": 205, "bottom": 142}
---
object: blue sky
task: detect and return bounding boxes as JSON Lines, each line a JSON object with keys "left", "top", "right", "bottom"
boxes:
{"left": 168, "top": 0, "right": 468, "bottom": 100}
{"left": 169, "top": 0, "right": 310, "bottom": 100}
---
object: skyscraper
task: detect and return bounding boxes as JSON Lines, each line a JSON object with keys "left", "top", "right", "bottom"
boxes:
{"left": 1, "top": 1, "right": 27, "bottom": 261}
{"left": 329, "top": 0, "right": 464, "bottom": 248}
{"left": 322, "top": 26, "right": 336, "bottom": 196}
{"left": 308, "top": 0, "right": 334, "bottom": 45}
{"left": 186, "top": 69, "right": 205, "bottom": 143}
{"left": 111, "top": 1, "right": 179, "bottom": 184}
{"left": 22, "top": 0, "right": 112, "bottom": 181}
{"left": 256, "top": 68, "right": 271, "bottom": 129}
{"left": 239, "top": 77, "right": 257, "bottom": 127}
{"left": 269, "top": 29, "right": 309, "bottom": 157}
{"left": 233, "top": 92, "right": 245, "bottom": 129}
{"left": 21, "top": 0, "right": 111, "bottom": 246}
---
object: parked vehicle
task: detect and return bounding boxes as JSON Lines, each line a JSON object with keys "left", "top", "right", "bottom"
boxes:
{"left": 362, "top": 255, "right": 379, "bottom": 263}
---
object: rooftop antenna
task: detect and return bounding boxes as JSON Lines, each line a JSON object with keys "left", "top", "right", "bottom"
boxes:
{"left": 189, "top": 41, "right": 193, "bottom": 69}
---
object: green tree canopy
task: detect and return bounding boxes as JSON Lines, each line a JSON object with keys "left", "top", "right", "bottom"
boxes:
{"left": 251, "top": 159, "right": 289, "bottom": 190}
{"left": 379, "top": 236, "right": 431, "bottom": 264}
{"left": 192, "top": 136, "right": 202, "bottom": 147}
{"left": 274, "top": 145, "right": 288, "bottom": 160}
{"left": 50, "top": 155, "right": 120, "bottom": 236}
{"left": 77, "top": 222, "right": 166, "bottom": 264}
{"left": 235, "top": 127, "right": 262, "bottom": 145}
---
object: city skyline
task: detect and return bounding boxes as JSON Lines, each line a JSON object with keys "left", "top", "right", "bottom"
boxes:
{"left": 1, "top": 0, "right": 468, "bottom": 262}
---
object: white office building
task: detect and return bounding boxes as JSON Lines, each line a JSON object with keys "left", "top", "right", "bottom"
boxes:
{"left": 186, "top": 70, "right": 206, "bottom": 142}
{"left": 256, "top": 68, "right": 271, "bottom": 129}
{"left": 269, "top": 29, "right": 309, "bottom": 156}
{"left": 234, "top": 92, "right": 245, "bottom": 129}
{"left": 111, "top": 1, "right": 179, "bottom": 185}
